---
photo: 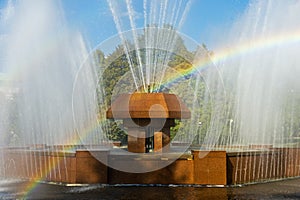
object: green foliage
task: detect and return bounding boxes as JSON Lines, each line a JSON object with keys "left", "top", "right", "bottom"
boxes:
{"left": 94, "top": 27, "right": 213, "bottom": 143}
{"left": 105, "top": 120, "right": 127, "bottom": 144}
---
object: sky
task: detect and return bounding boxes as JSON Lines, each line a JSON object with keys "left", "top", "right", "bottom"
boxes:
{"left": 0, "top": 0, "right": 250, "bottom": 68}
{"left": 59, "top": 0, "right": 250, "bottom": 50}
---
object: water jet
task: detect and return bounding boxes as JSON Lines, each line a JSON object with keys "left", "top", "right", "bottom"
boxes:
{"left": 1, "top": 0, "right": 300, "bottom": 190}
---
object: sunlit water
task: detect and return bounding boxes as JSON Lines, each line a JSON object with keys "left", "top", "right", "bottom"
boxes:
{"left": 215, "top": 0, "right": 300, "bottom": 147}
{"left": 0, "top": 0, "right": 300, "bottom": 191}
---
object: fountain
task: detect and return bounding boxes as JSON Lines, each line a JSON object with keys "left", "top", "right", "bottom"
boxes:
{"left": 106, "top": 92, "right": 191, "bottom": 153}
{"left": 0, "top": 0, "right": 300, "bottom": 189}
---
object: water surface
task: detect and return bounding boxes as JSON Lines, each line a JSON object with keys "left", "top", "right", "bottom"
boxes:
{"left": 1, "top": 178, "right": 300, "bottom": 199}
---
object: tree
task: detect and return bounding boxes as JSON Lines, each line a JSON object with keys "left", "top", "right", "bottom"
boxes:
{"left": 94, "top": 25, "right": 216, "bottom": 144}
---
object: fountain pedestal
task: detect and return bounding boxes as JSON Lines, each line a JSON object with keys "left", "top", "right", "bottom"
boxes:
{"left": 106, "top": 93, "right": 191, "bottom": 153}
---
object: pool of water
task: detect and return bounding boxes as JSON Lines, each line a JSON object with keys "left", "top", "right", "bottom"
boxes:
{"left": 1, "top": 178, "right": 300, "bottom": 199}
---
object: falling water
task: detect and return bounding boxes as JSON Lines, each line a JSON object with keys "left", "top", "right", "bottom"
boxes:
{"left": 107, "top": 0, "right": 193, "bottom": 92}
{"left": 1, "top": 0, "right": 300, "bottom": 184}
{"left": 210, "top": 0, "right": 300, "bottom": 183}
{"left": 0, "top": 0, "right": 87, "bottom": 146}
{"left": 0, "top": 0, "right": 102, "bottom": 179}
{"left": 0, "top": 0, "right": 208, "bottom": 178}
{"left": 215, "top": 0, "right": 300, "bottom": 148}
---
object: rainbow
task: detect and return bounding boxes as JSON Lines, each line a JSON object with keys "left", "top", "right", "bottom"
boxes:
{"left": 16, "top": 28, "right": 300, "bottom": 198}
{"left": 21, "top": 120, "right": 107, "bottom": 198}
{"left": 150, "top": 28, "right": 300, "bottom": 92}
{"left": 213, "top": 29, "right": 300, "bottom": 64}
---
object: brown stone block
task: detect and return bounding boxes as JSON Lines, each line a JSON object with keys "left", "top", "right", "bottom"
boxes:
{"left": 68, "top": 171, "right": 77, "bottom": 184}
{"left": 193, "top": 152, "right": 208, "bottom": 184}
{"left": 59, "top": 167, "right": 67, "bottom": 183}
{"left": 50, "top": 156, "right": 59, "bottom": 182}
{"left": 109, "top": 159, "right": 159, "bottom": 174}
{"left": 196, "top": 169, "right": 209, "bottom": 184}
{"left": 123, "top": 118, "right": 176, "bottom": 129}
{"left": 75, "top": 150, "right": 92, "bottom": 158}
{"left": 27, "top": 153, "right": 34, "bottom": 178}
{"left": 34, "top": 156, "right": 42, "bottom": 180}
{"left": 128, "top": 130, "right": 146, "bottom": 153}
{"left": 197, "top": 159, "right": 209, "bottom": 172}
{"left": 58, "top": 158, "right": 68, "bottom": 183}
{"left": 108, "top": 159, "right": 194, "bottom": 185}
{"left": 208, "top": 170, "right": 227, "bottom": 185}
{"left": 56, "top": 156, "right": 65, "bottom": 182}
{"left": 45, "top": 157, "right": 52, "bottom": 182}
{"left": 44, "top": 155, "right": 50, "bottom": 182}
{"left": 154, "top": 132, "right": 162, "bottom": 152}
{"left": 76, "top": 158, "right": 107, "bottom": 184}
{"left": 206, "top": 151, "right": 226, "bottom": 158}
{"left": 168, "top": 160, "right": 194, "bottom": 184}
{"left": 162, "top": 129, "right": 170, "bottom": 152}
{"left": 124, "top": 118, "right": 150, "bottom": 128}
{"left": 67, "top": 157, "right": 77, "bottom": 184}
{"left": 69, "top": 157, "right": 77, "bottom": 171}
{"left": 208, "top": 157, "right": 226, "bottom": 185}
{"left": 106, "top": 93, "right": 191, "bottom": 119}
{"left": 38, "top": 156, "right": 45, "bottom": 180}
{"left": 208, "top": 157, "right": 226, "bottom": 171}
{"left": 197, "top": 151, "right": 212, "bottom": 159}
{"left": 193, "top": 151, "right": 227, "bottom": 185}
{"left": 76, "top": 150, "right": 108, "bottom": 184}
